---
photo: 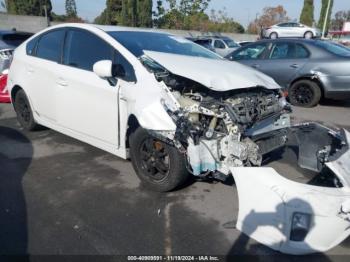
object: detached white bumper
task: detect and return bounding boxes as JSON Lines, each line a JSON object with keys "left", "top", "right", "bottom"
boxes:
{"left": 231, "top": 130, "right": 350, "bottom": 255}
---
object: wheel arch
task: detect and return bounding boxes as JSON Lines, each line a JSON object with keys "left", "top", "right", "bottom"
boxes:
{"left": 304, "top": 30, "right": 314, "bottom": 38}
{"left": 11, "top": 85, "right": 23, "bottom": 102}
{"left": 125, "top": 114, "right": 140, "bottom": 149}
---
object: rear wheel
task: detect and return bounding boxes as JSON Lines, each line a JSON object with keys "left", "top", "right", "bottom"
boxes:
{"left": 304, "top": 31, "right": 313, "bottom": 39}
{"left": 269, "top": 32, "right": 278, "bottom": 39}
{"left": 14, "top": 89, "right": 39, "bottom": 131}
{"left": 289, "top": 80, "right": 321, "bottom": 107}
{"left": 129, "top": 127, "right": 189, "bottom": 192}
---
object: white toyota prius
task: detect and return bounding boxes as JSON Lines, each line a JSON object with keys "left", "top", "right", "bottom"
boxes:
{"left": 7, "top": 23, "right": 350, "bottom": 255}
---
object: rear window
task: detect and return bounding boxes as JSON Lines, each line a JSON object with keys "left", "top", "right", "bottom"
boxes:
{"left": 36, "top": 30, "right": 65, "bottom": 62}
{"left": 314, "top": 40, "right": 350, "bottom": 57}
{"left": 2, "top": 33, "right": 32, "bottom": 47}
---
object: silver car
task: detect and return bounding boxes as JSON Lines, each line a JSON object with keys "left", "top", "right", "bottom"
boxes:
{"left": 263, "top": 22, "right": 321, "bottom": 39}
{"left": 195, "top": 36, "right": 240, "bottom": 56}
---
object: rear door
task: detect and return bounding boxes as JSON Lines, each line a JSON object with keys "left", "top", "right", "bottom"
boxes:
{"left": 257, "top": 42, "right": 310, "bottom": 87}
{"left": 25, "top": 29, "right": 65, "bottom": 123}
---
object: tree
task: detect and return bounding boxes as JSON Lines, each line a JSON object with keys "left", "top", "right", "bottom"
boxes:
{"left": 95, "top": 0, "right": 152, "bottom": 27}
{"left": 318, "top": 0, "right": 333, "bottom": 32}
{"left": 247, "top": 5, "right": 289, "bottom": 34}
{"left": 5, "top": 0, "right": 52, "bottom": 17}
{"left": 94, "top": 0, "right": 123, "bottom": 25}
{"left": 153, "top": 0, "right": 243, "bottom": 32}
{"left": 137, "top": 0, "right": 152, "bottom": 27}
{"left": 65, "top": 0, "right": 77, "bottom": 17}
{"left": 330, "top": 10, "right": 350, "bottom": 30}
{"left": 300, "top": 0, "right": 314, "bottom": 26}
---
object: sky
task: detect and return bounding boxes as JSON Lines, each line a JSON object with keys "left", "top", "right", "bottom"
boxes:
{"left": 50, "top": 0, "right": 350, "bottom": 27}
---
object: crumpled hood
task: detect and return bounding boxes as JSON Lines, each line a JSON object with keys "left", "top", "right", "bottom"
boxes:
{"left": 144, "top": 51, "right": 281, "bottom": 91}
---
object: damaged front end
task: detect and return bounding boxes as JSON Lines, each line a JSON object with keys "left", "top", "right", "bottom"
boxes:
{"left": 140, "top": 54, "right": 350, "bottom": 254}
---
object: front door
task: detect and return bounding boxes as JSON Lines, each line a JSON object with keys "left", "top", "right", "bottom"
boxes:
{"left": 55, "top": 29, "right": 121, "bottom": 147}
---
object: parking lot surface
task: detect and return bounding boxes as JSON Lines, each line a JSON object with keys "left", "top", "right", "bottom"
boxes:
{"left": 1, "top": 101, "right": 350, "bottom": 259}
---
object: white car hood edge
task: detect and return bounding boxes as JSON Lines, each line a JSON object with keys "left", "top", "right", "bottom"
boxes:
{"left": 143, "top": 51, "right": 281, "bottom": 92}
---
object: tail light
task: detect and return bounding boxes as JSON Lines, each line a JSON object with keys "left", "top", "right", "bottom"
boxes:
{"left": 0, "top": 73, "right": 8, "bottom": 93}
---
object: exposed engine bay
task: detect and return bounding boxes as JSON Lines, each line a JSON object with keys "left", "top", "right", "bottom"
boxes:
{"left": 141, "top": 55, "right": 348, "bottom": 185}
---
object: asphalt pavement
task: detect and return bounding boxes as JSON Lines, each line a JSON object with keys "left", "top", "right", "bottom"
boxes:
{"left": 0, "top": 101, "right": 350, "bottom": 260}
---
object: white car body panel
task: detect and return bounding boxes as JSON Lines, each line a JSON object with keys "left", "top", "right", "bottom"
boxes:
{"left": 144, "top": 51, "right": 281, "bottom": 91}
{"left": 7, "top": 23, "right": 350, "bottom": 255}
{"left": 232, "top": 166, "right": 350, "bottom": 255}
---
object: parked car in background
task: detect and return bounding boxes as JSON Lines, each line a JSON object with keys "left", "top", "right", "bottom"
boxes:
{"left": 0, "top": 69, "right": 9, "bottom": 103}
{"left": 190, "top": 38, "right": 216, "bottom": 52}
{"left": 191, "top": 36, "right": 240, "bottom": 56}
{"left": 262, "top": 22, "right": 321, "bottom": 39}
{"left": 330, "top": 32, "right": 350, "bottom": 47}
{"left": 226, "top": 39, "right": 350, "bottom": 107}
{"left": 0, "top": 30, "right": 33, "bottom": 50}
{"left": 237, "top": 41, "right": 254, "bottom": 47}
{"left": 0, "top": 30, "right": 32, "bottom": 103}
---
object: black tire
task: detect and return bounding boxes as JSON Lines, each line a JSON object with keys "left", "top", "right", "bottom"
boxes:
{"left": 269, "top": 32, "right": 278, "bottom": 39}
{"left": 304, "top": 31, "right": 313, "bottom": 39}
{"left": 289, "top": 80, "right": 321, "bottom": 108}
{"left": 14, "top": 89, "right": 39, "bottom": 131}
{"left": 129, "top": 127, "right": 189, "bottom": 192}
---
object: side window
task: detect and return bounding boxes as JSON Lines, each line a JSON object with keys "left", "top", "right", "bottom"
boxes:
{"left": 113, "top": 51, "right": 136, "bottom": 82}
{"left": 214, "top": 40, "right": 225, "bottom": 49}
{"left": 26, "top": 37, "right": 39, "bottom": 56}
{"left": 233, "top": 43, "right": 268, "bottom": 60}
{"left": 36, "top": 30, "right": 65, "bottom": 62}
{"left": 295, "top": 44, "right": 310, "bottom": 58}
{"left": 269, "top": 43, "right": 295, "bottom": 59}
{"left": 64, "top": 30, "right": 113, "bottom": 71}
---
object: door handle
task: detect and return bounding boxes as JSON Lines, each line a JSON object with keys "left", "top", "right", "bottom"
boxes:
{"left": 57, "top": 78, "right": 68, "bottom": 87}
{"left": 290, "top": 64, "right": 299, "bottom": 69}
{"left": 252, "top": 64, "right": 260, "bottom": 69}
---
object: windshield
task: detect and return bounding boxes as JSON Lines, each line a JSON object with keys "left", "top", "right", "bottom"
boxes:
{"left": 314, "top": 40, "right": 350, "bottom": 57}
{"left": 223, "top": 39, "right": 240, "bottom": 48}
{"left": 108, "top": 31, "right": 220, "bottom": 59}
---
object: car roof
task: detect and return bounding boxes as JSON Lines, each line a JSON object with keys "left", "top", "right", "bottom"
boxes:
{"left": 255, "top": 38, "right": 318, "bottom": 45}
{"left": 0, "top": 30, "right": 33, "bottom": 36}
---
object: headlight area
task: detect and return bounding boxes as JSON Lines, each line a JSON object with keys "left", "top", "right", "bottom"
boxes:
{"left": 157, "top": 86, "right": 291, "bottom": 180}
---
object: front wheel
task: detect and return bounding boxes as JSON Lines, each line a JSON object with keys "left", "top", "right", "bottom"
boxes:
{"left": 289, "top": 80, "right": 321, "bottom": 107}
{"left": 129, "top": 127, "right": 189, "bottom": 192}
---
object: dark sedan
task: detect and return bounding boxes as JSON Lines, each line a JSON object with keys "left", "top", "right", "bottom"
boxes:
{"left": 226, "top": 39, "right": 350, "bottom": 107}
{"left": 0, "top": 30, "right": 33, "bottom": 72}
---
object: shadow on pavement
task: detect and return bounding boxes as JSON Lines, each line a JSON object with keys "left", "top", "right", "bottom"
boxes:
{"left": 319, "top": 99, "right": 350, "bottom": 108}
{"left": 0, "top": 126, "right": 32, "bottom": 256}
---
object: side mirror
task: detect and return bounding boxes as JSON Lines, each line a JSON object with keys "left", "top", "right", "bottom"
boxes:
{"left": 93, "top": 60, "right": 113, "bottom": 78}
